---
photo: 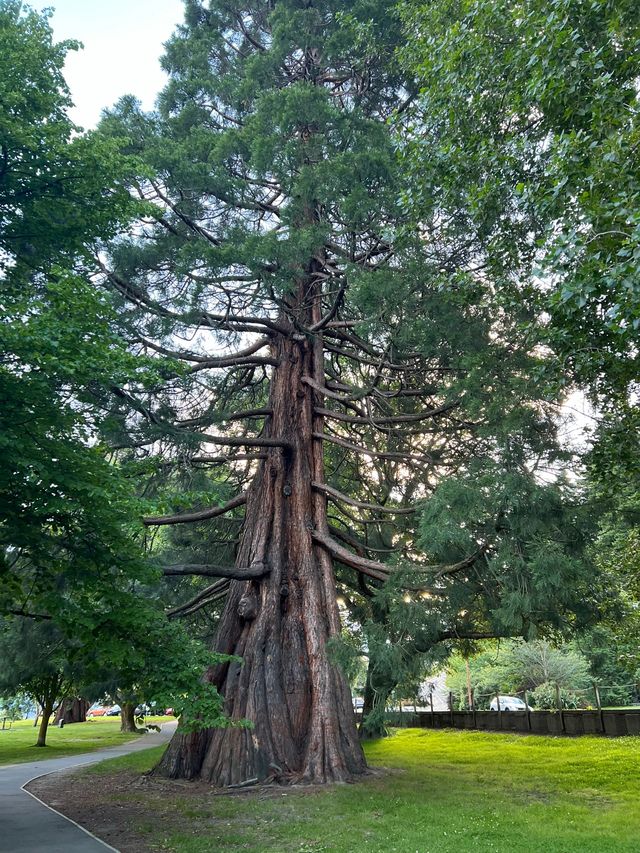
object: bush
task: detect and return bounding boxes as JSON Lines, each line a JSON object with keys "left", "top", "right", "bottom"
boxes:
{"left": 530, "top": 681, "right": 581, "bottom": 710}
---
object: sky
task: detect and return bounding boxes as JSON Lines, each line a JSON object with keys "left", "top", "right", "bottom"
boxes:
{"left": 47, "top": 0, "right": 184, "bottom": 128}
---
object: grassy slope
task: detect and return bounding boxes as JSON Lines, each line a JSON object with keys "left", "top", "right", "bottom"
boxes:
{"left": 81, "top": 728, "right": 640, "bottom": 853}
{"left": 0, "top": 716, "right": 172, "bottom": 766}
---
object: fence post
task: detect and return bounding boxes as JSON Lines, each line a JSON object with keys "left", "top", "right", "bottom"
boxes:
{"left": 429, "top": 688, "right": 435, "bottom": 728}
{"left": 449, "top": 691, "right": 454, "bottom": 727}
{"left": 496, "top": 691, "right": 502, "bottom": 731}
{"left": 524, "top": 689, "right": 531, "bottom": 732}
{"left": 471, "top": 688, "right": 477, "bottom": 730}
{"left": 555, "top": 682, "right": 565, "bottom": 733}
{"left": 594, "top": 682, "right": 605, "bottom": 734}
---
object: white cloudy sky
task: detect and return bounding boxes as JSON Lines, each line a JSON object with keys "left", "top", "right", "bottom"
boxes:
{"left": 48, "top": 0, "right": 184, "bottom": 128}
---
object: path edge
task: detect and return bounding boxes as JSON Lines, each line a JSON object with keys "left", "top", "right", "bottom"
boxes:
{"left": 21, "top": 762, "right": 121, "bottom": 852}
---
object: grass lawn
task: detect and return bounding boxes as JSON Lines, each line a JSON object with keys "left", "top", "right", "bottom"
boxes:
{"left": 0, "top": 715, "right": 173, "bottom": 766}
{"left": 72, "top": 727, "right": 640, "bottom": 852}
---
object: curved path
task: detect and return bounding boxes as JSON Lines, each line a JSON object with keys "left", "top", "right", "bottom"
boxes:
{"left": 0, "top": 722, "right": 176, "bottom": 852}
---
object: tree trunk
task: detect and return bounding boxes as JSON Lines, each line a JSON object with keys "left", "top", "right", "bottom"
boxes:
{"left": 155, "top": 331, "right": 367, "bottom": 786}
{"left": 359, "top": 665, "right": 395, "bottom": 740}
{"left": 36, "top": 697, "right": 55, "bottom": 747}
{"left": 120, "top": 701, "right": 141, "bottom": 733}
{"left": 54, "top": 698, "right": 89, "bottom": 725}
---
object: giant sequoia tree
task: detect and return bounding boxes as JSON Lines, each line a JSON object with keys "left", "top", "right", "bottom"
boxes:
{"left": 102, "top": 0, "right": 574, "bottom": 785}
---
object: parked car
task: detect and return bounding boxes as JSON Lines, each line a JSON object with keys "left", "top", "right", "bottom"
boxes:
{"left": 490, "top": 695, "right": 532, "bottom": 712}
{"left": 352, "top": 697, "right": 364, "bottom": 711}
{"left": 87, "top": 704, "right": 112, "bottom": 718}
{"left": 105, "top": 705, "right": 121, "bottom": 716}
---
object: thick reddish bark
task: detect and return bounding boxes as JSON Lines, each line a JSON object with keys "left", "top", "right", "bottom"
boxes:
{"left": 156, "top": 331, "right": 367, "bottom": 786}
{"left": 54, "top": 698, "right": 89, "bottom": 725}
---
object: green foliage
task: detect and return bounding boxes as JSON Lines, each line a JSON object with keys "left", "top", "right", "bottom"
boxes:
{"left": 418, "top": 465, "right": 596, "bottom": 639}
{"left": 0, "top": 1, "right": 135, "bottom": 280}
{"left": 0, "top": 618, "right": 78, "bottom": 714}
{"left": 446, "top": 640, "right": 592, "bottom": 708}
{"left": 400, "top": 0, "right": 640, "bottom": 403}
{"left": 0, "top": 692, "right": 31, "bottom": 721}
{"left": 529, "top": 681, "right": 581, "bottom": 711}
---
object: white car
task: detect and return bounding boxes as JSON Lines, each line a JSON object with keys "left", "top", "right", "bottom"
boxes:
{"left": 490, "top": 695, "right": 532, "bottom": 711}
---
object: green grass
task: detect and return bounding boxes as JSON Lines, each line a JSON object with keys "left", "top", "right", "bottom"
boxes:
{"left": 82, "top": 728, "right": 640, "bottom": 852}
{"left": 0, "top": 716, "right": 172, "bottom": 766}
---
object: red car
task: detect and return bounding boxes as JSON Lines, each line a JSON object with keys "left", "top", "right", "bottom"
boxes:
{"left": 87, "top": 704, "right": 112, "bottom": 718}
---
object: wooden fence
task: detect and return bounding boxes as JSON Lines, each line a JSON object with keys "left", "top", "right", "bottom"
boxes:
{"left": 381, "top": 708, "right": 640, "bottom": 736}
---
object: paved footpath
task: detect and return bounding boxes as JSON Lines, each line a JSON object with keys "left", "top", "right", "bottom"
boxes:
{"left": 0, "top": 722, "right": 176, "bottom": 853}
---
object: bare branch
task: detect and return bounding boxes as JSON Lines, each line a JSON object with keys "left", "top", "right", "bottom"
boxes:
{"left": 162, "top": 561, "right": 269, "bottom": 580}
{"left": 328, "top": 524, "right": 400, "bottom": 554}
{"left": 143, "top": 492, "right": 247, "bottom": 526}
{"left": 311, "top": 528, "right": 392, "bottom": 582}
{"left": 301, "top": 375, "right": 366, "bottom": 416}
{"left": 201, "top": 434, "right": 292, "bottom": 451}
{"left": 313, "top": 432, "right": 432, "bottom": 465}
{"left": 313, "top": 481, "right": 415, "bottom": 515}
{"left": 166, "top": 579, "right": 230, "bottom": 619}
{"left": 315, "top": 403, "right": 458, "bottom": 426}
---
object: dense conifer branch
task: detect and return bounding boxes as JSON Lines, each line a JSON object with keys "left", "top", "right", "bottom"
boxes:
{"left": 143, "top": 492, "right": 247, "bottom": 526}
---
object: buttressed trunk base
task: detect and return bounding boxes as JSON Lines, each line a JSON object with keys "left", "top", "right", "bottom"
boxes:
{"left": 156, "top": 335, "right": 366, "bottom": 786}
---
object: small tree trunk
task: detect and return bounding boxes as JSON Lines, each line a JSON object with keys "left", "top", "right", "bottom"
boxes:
{"left": 359, "top": 666, "right": 396, "bottom": 740}
{"left": 36, "top": 698, "right": 55, "bottom": 747}
{"left": 120, "top": 702, "right": 141, "bottom": 733}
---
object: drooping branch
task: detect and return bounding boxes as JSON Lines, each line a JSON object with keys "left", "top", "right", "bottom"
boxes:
{"left": 162, "top": 561, "right": 269, "bottom": 580}
{"left": 312, "top": 432, "right": 432, "bottom": 465}
{"left": 201, "top": 434, "right": 292, "bottom": 451}
{"left": 301, "top": 375, "right": 367, "bottom": 416}
{"left": 312, "top": 481, "right": 415, "bottom": 515}
{"left": 143, "top": 492, "right": 247, "bottom": 526}
{"left": 311, "top": 529, "right": 392, "bottom": 582}
{"left": 436, "top": 629, "right": 512, "bottom": 643}
{"left": 312, "top": 530, "right": 441, "bottom": 595}
{"left": 314, "top": 403, "right": 458, "bottom": 426}
{"left": 186, "top": 453, "right": 268, "bottom": 466}
{"left": 178, "top": 408, "right": 272, "bottom": 428}
{"left": 166, "top": 579, "right": 230, "bottom": 619}
{"left": 136, "top": 335, "right": 272, "bottom": 367}
{"left": 429, "top": 545, "right": 489, "bottom": 579}
{"left": 328, "top": 523, "right": 400, "bottom": 554}
{"left": 5, "top": 608, "right": 52, "bottom": 621}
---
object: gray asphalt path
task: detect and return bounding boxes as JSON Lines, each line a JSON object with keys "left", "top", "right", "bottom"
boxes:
{"left": 0, "top": 722, "right": 176, "bottom": 853}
